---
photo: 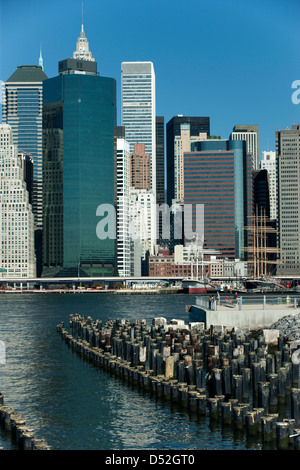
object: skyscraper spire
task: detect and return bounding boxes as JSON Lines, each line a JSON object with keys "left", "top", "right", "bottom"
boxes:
{"left": 73, "top": 3, "right": 95, "bottom": 62}
{"left": 81, "top": 2, "right": 84, "bottom": 32}
{"left": 39, "top": 45, "right": 44, "bottom": 70}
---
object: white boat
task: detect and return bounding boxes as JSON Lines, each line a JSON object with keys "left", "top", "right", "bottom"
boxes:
{"left": 182, "top": 278, "right": 214, "bottom": 294}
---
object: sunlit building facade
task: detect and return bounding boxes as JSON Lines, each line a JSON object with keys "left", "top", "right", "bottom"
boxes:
{"left": 0, "top": 124, "right": 35, "bottom": 278}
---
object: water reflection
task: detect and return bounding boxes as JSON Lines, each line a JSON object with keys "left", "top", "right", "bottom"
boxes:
{"left": 0, "top": 293, "right": 274, "bottom": 450}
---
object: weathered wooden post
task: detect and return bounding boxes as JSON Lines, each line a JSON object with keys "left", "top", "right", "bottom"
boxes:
{"left": 291, "top": 388, "right": 300, "bottom": 425}
{"left": 276, "top": 422, "right": 290, "bottom": 450}
{"left": 245, "top": 411, "right": 258, "bottom": 436}
{"left": 232, "top": 375, "right": 243, "bottom": 403}
{"left": 258, "top": 382, "right": 270, "bottom": 414}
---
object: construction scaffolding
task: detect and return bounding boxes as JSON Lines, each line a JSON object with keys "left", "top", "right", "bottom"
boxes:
{"left": 244, "top": 205, "right": 281, "bottom": 278}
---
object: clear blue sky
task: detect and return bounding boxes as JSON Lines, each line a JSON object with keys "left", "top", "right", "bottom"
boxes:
{"left": 1, "top": 0, "right": 299, "bottom": 155}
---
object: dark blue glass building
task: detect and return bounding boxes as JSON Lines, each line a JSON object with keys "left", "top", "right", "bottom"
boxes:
{"left": 42, "top": 57, "right": 117, "bottom": 277}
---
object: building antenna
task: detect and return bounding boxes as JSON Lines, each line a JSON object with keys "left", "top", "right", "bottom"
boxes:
{"left": 81, "top": 2, "right": 84, "bottom": 31}
{"left": 39, "top": 44, "right": 44, "bottom": 71}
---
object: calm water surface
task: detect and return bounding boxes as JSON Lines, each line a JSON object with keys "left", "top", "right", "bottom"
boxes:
{"left": 0, "top": 293, "right": 262, "bottom": 450}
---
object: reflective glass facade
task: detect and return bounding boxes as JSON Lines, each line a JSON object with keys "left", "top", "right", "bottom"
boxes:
{"left": 43, "top": 73, "right": 117, "bottom": 277}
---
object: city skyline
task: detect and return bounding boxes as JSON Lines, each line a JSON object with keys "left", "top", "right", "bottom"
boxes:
{"left": 1, "top": 0, "right": 299, "bottom": 155}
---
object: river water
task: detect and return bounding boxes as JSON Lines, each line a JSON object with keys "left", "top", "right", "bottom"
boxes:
{"left": 0, "top": 292, "right": 265, "bottom": 451}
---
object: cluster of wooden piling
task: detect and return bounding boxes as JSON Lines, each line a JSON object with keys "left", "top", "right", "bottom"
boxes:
{"left": 0, "top": 392, "right": 50, "bottom": 450}
{"left": 57, "top": 314, "right": 300, "bottom": 450}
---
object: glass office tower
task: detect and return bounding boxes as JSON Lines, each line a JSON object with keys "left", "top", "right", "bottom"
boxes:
{"left": 43, "top": 51, "right": 117, "bottom": 277}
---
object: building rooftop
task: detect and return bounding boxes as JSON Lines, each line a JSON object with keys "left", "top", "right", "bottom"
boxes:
{"left": 6, "top": 65, "right": 48, "bottom": 83}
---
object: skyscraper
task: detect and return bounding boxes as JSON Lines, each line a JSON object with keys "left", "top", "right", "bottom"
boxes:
{"left": 156, "top": 116, "right": 165, "bottom": 242}
{"left": 121, "top": 62, "right": 156, "bottom": 192}
{"left": 2, "top": 65, "right": 48, "bottom": 230}
{"left": 156, "top": 116, "right": 165, "bottom": 206}
{"left": 231, "top": 125, "right": 259, "bottom": 170}
{"left": 0, "top": 124, "right": 36, "bottom": 279}
{"left": 184, "top": 139, "right": 253, "bottom": 260}
{"left": 260, "top": 150, "right": 277, "bottom": 220}
{"left": 42, "top": 25, "right": 117, "bottom": 277}
{"left": 115, "top": 127, "right": 131, "bottom": 277}
{"left": 276, "top": 124, "right": 300, "bottom": 275}
{"left": 166, "top": 116, "right": 210, "bottom": 206}
{"left": 130, "top": 143, "right": 151, "bottom": 190}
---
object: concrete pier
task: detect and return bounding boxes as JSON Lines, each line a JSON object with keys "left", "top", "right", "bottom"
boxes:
{"left": 58, "top": 313, "right": 300, "bottom": 450}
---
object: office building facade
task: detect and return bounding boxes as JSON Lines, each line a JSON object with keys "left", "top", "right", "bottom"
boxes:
{"left": 42, "top": 27, "right": 117, "bottom": 277}
{"left": 166, "top": 116, "right": 210, "bottom": 206}
{"left": 121, "top": 62, "right": 156, "bottom": 192}
{"left": 115, "top": 127, "right": 131, "bottom": 277}
{"left": 130, "top": 143, "right": 151, "bottom": 190}
{"left": 260, "top": 150, "right": 277, "bottom": 220}
{"left": 0, "top": 124, "right": 35, "bottom": 278}
{"left": 156, "top": 116, "right": 165, "bottom": 205}
{"left": 276, "top": 124, "right": 300, "bottom": 275}
{"left": 231, "top": 125, "right": 259, "bottom": 170}
{"left": 2, "top": 65, "right": 48, "bottom": 230}
{"left": 184, "top": 139, "right": 253, "bottom": 260}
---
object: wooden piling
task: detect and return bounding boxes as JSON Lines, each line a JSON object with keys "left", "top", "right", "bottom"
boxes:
{"left": 245, "top": 411, "right": 258, "bottom": 436}
{"left": 221, "top": 402, "right": 232, "bottom": 425}
{"left": 291, "top": 388, "right": 300, "bottom": 426}
{"left": 258, "top": 382, "right": 270, "bottom": 414}
{"left": 276, "top": 422, "right": 290, "bottom": 450}
{"left": 57, "top": 314, "right": 300, "bottom": 450}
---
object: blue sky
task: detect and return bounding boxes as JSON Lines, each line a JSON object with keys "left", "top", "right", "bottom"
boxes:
{"left": 1, "top": 0, "right": 299, "bottom": 155}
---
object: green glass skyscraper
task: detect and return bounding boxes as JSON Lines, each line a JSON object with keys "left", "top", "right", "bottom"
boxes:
{"left": 42, "top": 25, "right": 117, "bottom": 277}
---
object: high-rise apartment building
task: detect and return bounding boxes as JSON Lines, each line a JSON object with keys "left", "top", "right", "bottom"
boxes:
{"left": 2, "top": 65, "right": 48, "bottom": 230}
{"left": 185, "top": 139, "right": 253, "bottom": 260}
{"left": 231, "top": 125, "right": 259, "bottom": 170}
{"left": 0, "top": 124, "right": 35, "bottom": 278}
{"left": 121, "top": 62, "right": 156, "bottom": 191}
{"left": 276, "top": 124, "right": 300, "bottom": 275}
{"left": 130, "top": 143, "right": 151, "bottom": 190}
{"left": 115, "top": 127, "right": 131, "bottom": 277}
{"left": 260, "top": 150, "right": 277, "bottom": 220}
{"left": 42, "top": 25, "right": 117, "bottom": 277}
{"left": 166, "top": 116, "right": 210, "bottom": 206}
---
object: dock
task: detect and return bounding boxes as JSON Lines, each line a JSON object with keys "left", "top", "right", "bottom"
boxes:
{"left": 189, "top": 295, "right": 300, "bottom": 330}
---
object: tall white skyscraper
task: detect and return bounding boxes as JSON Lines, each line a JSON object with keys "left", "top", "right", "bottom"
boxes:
{"left": 231, "top": 125, "right": 259, "bottom": 169}
{"left": 121, "top": 61, "right": 156, "bottom": 192}
{"left": 260, "top": 150, "right": 277, "bottom": 220}
{"left": 0, "top": 124, "right": 35, "bottom": 278}
{"left": 121, "top": 61, "right": 157, "bottom": 261}
{"left": 115, "top": 128, "right": 131, "bottom": 277}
